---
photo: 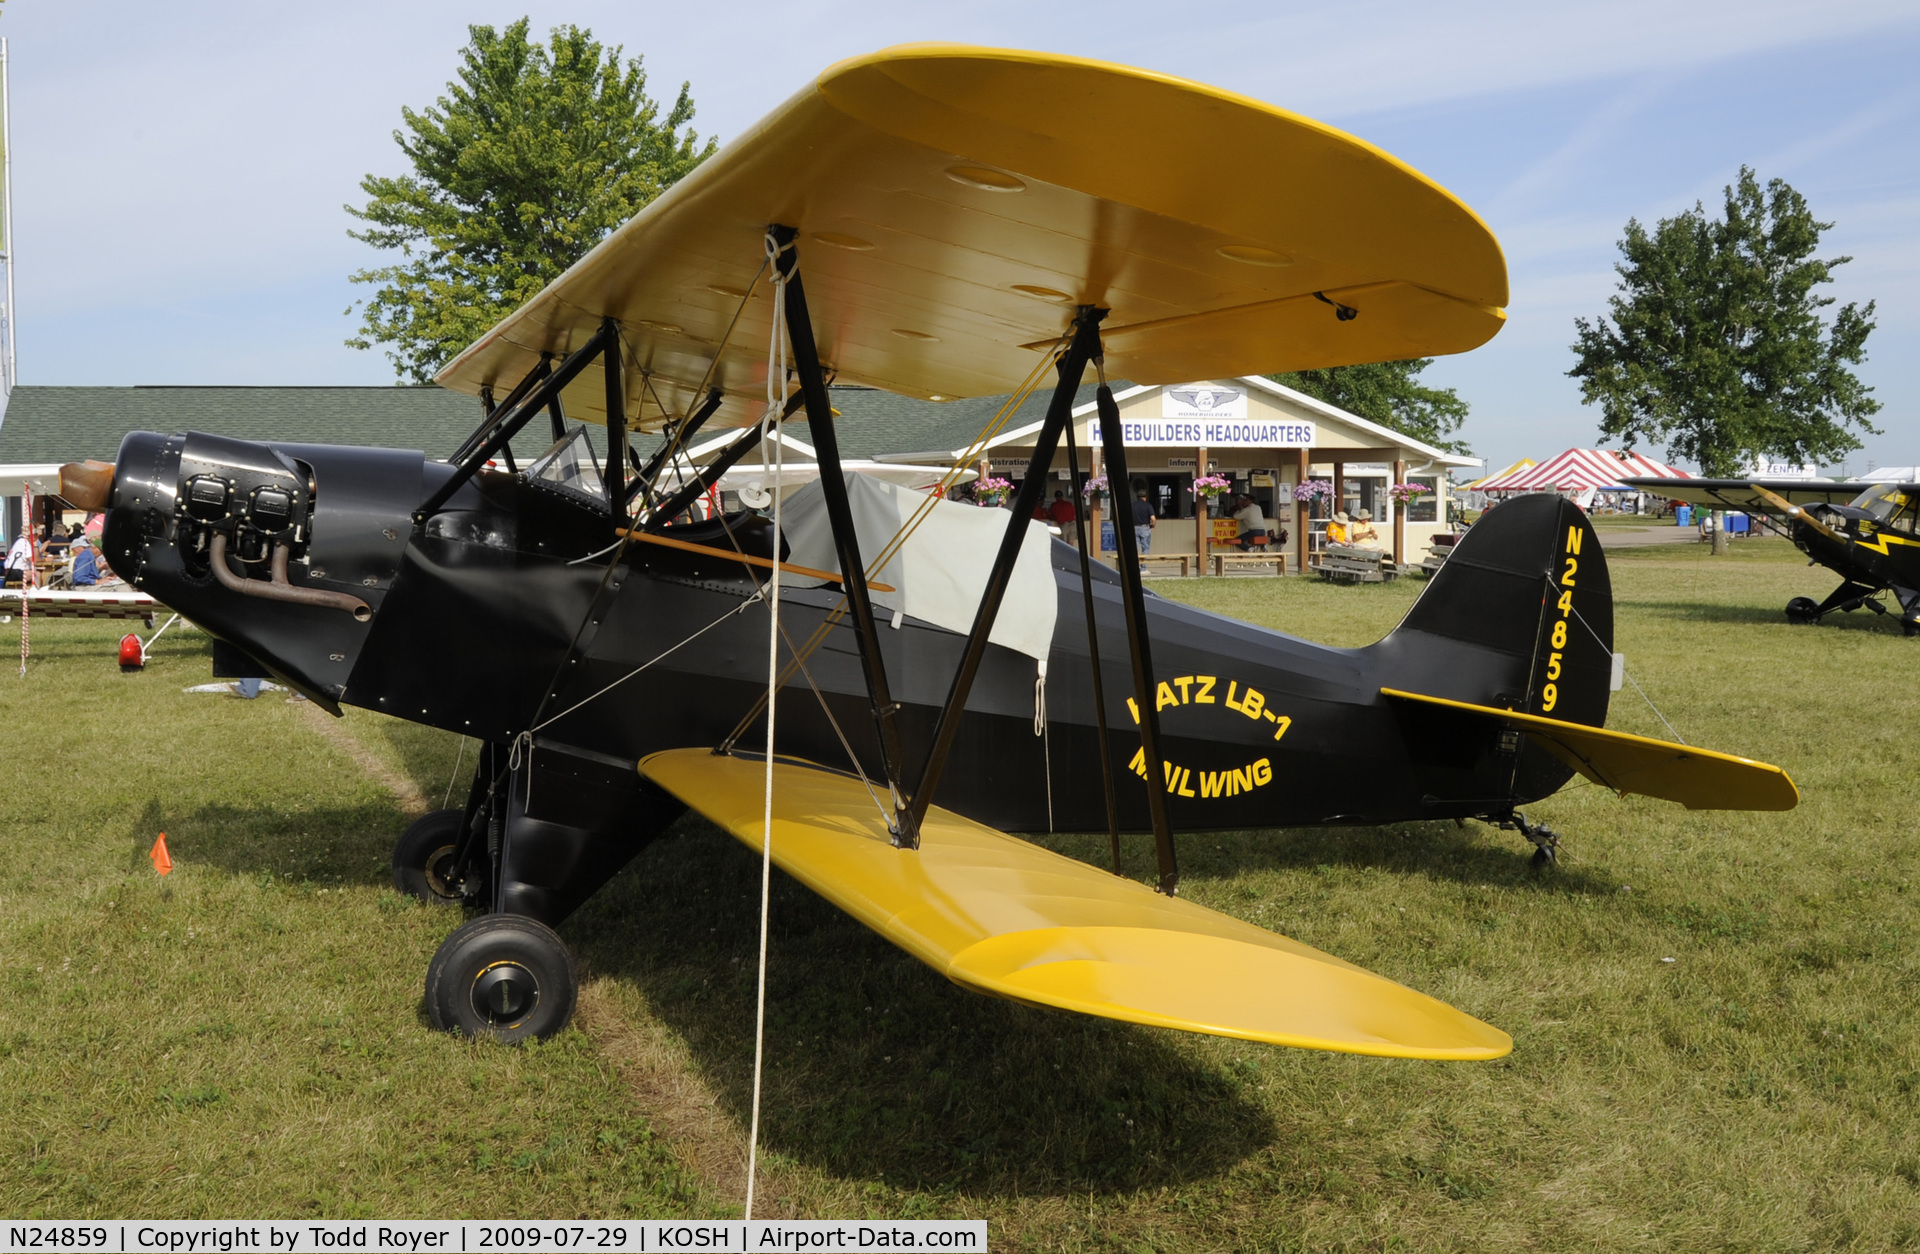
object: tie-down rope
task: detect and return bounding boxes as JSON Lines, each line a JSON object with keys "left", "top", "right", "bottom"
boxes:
{"left": 744, "top": 228, "right": 790, "bottom": 1223}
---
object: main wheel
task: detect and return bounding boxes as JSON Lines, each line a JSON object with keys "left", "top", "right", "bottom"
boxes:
{"left": 393, "top": 809, "right": 467, "bottom": 906}
{"left": 1785, "top": 596, "right": 1819, "bottom": 624}
{"left": 425, "top": 915, "right": 577, "bottom": 1043}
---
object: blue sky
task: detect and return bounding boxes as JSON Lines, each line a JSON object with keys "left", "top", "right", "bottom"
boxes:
{"left": 4, "top": 0, "right": 1917, "bottom": 475}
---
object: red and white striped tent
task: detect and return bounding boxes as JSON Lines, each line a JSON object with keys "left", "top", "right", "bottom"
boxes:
{"left": 1477, "top": 448, "right": 1688, "bottom": 491}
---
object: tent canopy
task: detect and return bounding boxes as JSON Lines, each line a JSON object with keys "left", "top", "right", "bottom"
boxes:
{"left": 1460, "top": 457, "right": 1533, "bottom": 490}
{"left": 1478, "top": 448, "right": 1686, "bottom": 492}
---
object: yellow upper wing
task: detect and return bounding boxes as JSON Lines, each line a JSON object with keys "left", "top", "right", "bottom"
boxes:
{"left": 641, "top": 749, "right": 1511, "bottom": 1061}
{"left": 1381, "top": 689, "right": 1799, "bottom": 811}
{"left": 436, "top": 45, "right": 1508, "bottom": 433}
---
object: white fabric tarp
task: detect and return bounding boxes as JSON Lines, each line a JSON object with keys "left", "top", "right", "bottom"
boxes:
{"left": 779, "top": 474, "right": 1058, "bottom": 662}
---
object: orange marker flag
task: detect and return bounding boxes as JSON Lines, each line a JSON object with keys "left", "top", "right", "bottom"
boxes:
{"left": 150, "top": 832, "right": 173, "bottom": 876}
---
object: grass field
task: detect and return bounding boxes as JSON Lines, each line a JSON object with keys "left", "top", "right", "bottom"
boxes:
{"left": 4, "top": 533, "right": 1917, "bottom": 1249}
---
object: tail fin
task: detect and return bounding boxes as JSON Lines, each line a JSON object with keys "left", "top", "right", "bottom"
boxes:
{"left": 1371, "top": 493, "right": 1613, "bottom": 728}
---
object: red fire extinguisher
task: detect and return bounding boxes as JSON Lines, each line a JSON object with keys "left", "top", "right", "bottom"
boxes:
{"left": 119, "top": 634, "right": 145, "bottom": 671}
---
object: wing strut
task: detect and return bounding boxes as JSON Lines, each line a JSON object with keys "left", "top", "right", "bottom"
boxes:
{"left": 770, "top": 224, "right": 919, "bottom": 844}
{"left": 907, "top": 310, "right": 1099, "bottom": 822}
{"left": 416, "top": 323, "right": 617, "bottom": 523}
{"left": 626, "top": 388, "right": 724, "bottom": 511}
{"left": 1064, "top": 394, "right": 1122, "bottom": 873}
{"left": 904, "top": 307, "right": 1179, "bottom": 893}
{"left": 450, "top": 355, "right": 550, "bottom": 465}
{"left": 639, "top": 392, "right": 803, "bottom": 528}
{"left": 600, "top": 317, "right": 627, "bottom": 510}
{"left": 1093, "top": 364, "right": 1179, "bottom": 893}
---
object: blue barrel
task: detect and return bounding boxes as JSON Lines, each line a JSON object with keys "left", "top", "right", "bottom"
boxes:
{"left": 1675, "top": 504, "right": 1692, "bottom": 527}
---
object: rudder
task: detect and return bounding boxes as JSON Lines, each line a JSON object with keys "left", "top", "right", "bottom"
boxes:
{"left": 1373, "top": 493, "right": 1614, "bottom": 728}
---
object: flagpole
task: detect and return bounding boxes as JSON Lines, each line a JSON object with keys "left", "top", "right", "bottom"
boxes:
{"left": 2, "top": 36, "right": 16, "bottom": 393}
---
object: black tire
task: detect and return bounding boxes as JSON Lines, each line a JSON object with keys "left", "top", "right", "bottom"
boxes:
{"left": 1529, "top": 845, "right": 1556, "bottom": 870}
{"left": 393, "top": 809, "right": 467, "bottom": 906}
{"left": 1785, "top": 596, "right": 1819, "bottom": 624}
{"left": 425, "top": 915, "right": 577, "bottom": 1043}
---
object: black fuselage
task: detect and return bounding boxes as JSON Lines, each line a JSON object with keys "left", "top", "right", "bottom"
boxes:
{"left": 105, "top": 432, "right": 1607, "bottom": 843}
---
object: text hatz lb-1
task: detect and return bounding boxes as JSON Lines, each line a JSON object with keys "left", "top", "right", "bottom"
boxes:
{"left": 67, "top": 48, "right": 1798, "bottom": 1060}
{"left": 1624, "top": 475, "right": 1920, "bottom": 633}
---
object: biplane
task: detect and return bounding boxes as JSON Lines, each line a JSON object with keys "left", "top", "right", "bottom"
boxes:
{"left": 1624, "top": 476, "right": 1920, "bottom": 634}
{"left": 65, "top": 47, "right": 1797, "bottom": 1060}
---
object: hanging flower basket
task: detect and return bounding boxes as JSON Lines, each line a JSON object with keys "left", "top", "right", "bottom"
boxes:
{"left": 974, "top": 476, "right": 1014, "bottom": 506}
{"left": 1293, "top": 479, "right": 1334, "bottom": 503}
{"left": 1192, "top": 474, "right": 1232, "bottom": 499}
{"left": 1388, "top": 481, "right": 1433, "bottom": 504}
{"left": 1080, "top": 473, "right": 1109, "bottom": 499}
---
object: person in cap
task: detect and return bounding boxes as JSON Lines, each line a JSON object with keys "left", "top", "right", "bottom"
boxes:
{"left": 1325, "top": 510, "right": 1351, "bottom": 546}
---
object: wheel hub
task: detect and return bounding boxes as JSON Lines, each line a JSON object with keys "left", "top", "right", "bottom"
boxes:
{"left": 472, "top": 961, "right": 539, "bottom": 1025}
{"left": 423, "top": 845, "right": 460, "bottom": 899}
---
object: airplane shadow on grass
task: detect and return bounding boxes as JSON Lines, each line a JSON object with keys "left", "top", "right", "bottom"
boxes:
{"left": 1058, "top": 819, "right": 1623, "bottom": 899}
{"left": 154, "top": 795, "right": 1571, "bottom": 1197}
{"left": 144, "top": 796, "right": 407, "bottom": 889}
{"left": 1618, "top": 596, "right": 1910, "bottom": 633}
{"left": 569, "top": 817, "right": 1278, "bottom": 1198}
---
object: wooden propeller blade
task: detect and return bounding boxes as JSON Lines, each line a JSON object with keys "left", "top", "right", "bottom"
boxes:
{"left": 58, "top": 461, "right": 115, "bottom": 511}
{"left": 1749, "top": 483, "right": 1843, "bottom": 541}
{"left": 617, "top": 528, "right": 895, "bottom": 593}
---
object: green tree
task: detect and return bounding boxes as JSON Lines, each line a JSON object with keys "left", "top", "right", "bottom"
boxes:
{"left": 1569, "top": 166, "right": 1880, "bottom": 477}
{"left": 347, "top": 19, "right": 715, "bottom": 381}
{"left": 1267, "top": 360, "right": 1472, "bottom": 454}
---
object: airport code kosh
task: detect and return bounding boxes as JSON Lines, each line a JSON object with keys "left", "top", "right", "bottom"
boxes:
{"left": 0, "top": 1223, "right": 986, "bottom": 1254}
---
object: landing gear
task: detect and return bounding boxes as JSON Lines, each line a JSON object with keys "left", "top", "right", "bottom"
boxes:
{"left": 1785, "top": 596, "right": 1819, "bottom": 624}
{"left": 392, "top": 809, "right": 469, "bottom": 906}
{"left": 1489, "top": 810, "right": 1559, "bottom": 869}
{"left": 425, "top": 914, "right": 578, "bottom": 1043}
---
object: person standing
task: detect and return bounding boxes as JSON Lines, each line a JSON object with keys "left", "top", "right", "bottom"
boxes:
{"left": 1048, "top": 490, "right": 1078, "bottom": 544}
{"left": 1132, "top": 488, "right": 1156, "bottom": 556}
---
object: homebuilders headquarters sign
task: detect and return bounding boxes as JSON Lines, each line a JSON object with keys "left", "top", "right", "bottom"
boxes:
{"left": 1090, "top": 386, "right": 1315, "bottom": 448}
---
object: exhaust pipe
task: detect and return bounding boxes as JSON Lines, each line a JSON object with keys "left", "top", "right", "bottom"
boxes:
{"left": 210, "top": 533, "right": 371, "bottom": 622}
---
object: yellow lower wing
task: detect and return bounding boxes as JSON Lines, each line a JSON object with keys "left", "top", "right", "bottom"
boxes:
{"left": 640, "top": 749, "right": 1511, "bottom": 1061}
{"left": 1380, "top": 688, "right": 1798, "bottom": 811}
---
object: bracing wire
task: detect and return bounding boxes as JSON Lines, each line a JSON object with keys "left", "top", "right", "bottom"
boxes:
{"left": 1563, "top": 588, "right": 1688, "bottom": 744}
{"left": 718, "top": 334, "right": 1071, "bottom": 751}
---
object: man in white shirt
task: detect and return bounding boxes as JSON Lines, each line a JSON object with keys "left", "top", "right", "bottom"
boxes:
{"left": 4, "top": 533, "right": 31, "bottom": 587}
{"left": 1233, "top": 496, "right": 1270, "bottom": 550}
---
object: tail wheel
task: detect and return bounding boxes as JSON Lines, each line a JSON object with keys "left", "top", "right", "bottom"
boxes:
{"left": 392, "top": 808, "right": 467, "bottom": 905}
{"left": 425, "top": 915, "right": 577, "bottom": 1043}
{"left": 1785, "top": 596, "right": 1819, "bottom": 624}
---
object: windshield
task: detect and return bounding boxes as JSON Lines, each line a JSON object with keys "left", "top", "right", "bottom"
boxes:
{"left": 525, "top": 426, "right": 605, "bottom": 506}
{"left": 1850, "top": 483, "right": 1920, "bottom": 532}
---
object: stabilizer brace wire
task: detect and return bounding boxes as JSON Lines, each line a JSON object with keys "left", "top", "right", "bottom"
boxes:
{"left": 1557, "top": 578, "right": 1688, "bottom": 745}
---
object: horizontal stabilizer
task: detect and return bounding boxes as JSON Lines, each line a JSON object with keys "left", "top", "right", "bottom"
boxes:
{"left": 640, "top": 748, "right": 1511, "bottom": 1060}
{"left": 1381, "top": 688, "right": 1798, "bottom": 811}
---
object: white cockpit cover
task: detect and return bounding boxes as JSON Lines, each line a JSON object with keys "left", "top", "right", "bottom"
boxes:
{"left": 778, "top": 474, "right": 1058, "bottom": 662}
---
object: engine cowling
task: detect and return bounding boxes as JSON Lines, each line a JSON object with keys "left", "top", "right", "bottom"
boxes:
{"left": 102, "top": 430, "right": 428, "bottom": 707}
